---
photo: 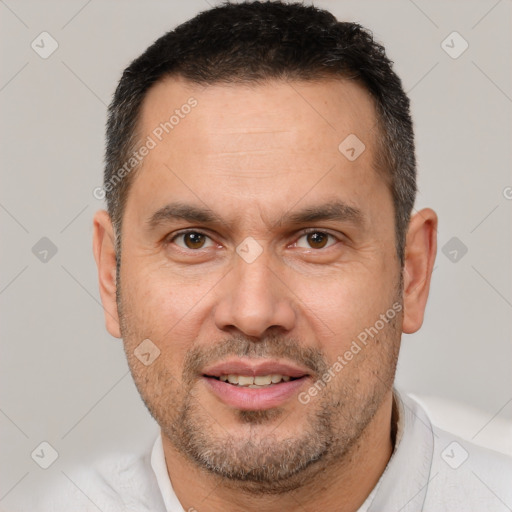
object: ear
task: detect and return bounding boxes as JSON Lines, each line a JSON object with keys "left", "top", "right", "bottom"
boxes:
{"left": 402, "top": 208, "right": 438, "bottom": 334}
{"left": 92, "top": 210, "right": 121, "bottom": 338}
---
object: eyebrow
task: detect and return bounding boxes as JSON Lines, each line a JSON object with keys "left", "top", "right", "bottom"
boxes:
{"left": 147, "top": 203, "right": 221, "bottom": 228}
{"left": 146, "top": 200, "right": 365, "bottom": 231}
{"left": 283, "top": 201, "right": 364, "bottom": 227}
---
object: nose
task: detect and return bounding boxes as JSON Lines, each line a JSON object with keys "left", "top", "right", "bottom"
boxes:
{"left": 214, "top": 251, "right": 296, "bottom": 338}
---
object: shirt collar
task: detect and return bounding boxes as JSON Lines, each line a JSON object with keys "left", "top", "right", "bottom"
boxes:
{"left": 367, "top": 388, "right": 435, "bottom": 512}
{"left": 151, "top": 434, "right": 186, "bottom": 512}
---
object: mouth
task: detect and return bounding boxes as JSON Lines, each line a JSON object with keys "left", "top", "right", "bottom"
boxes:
{"left": 201, "top": 359, "right": 311, "bottom": 410}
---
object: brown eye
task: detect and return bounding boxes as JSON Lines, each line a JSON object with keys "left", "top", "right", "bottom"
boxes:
{"left": 295, "top": 231, "right": 337, "bottom": 250}
{"left": 307, "top": 232, "right": 328, "bottom": 249}
{"left": 173, "top": 232, "right": 213, "bottom": 250}
{"left": 184, "top": 233, "right": 205, "bottom": 249}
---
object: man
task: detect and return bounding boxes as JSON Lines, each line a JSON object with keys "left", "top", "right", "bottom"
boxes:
{"left": 26, "top": 1, "right": 512, "bottom": 511}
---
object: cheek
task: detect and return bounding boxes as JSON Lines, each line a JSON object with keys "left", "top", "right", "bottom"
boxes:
{"left": 119, "top": 258, "right": 214, "bottom": 354}
{"left": 292, "top": 263, "right": 396, "bottom": 353}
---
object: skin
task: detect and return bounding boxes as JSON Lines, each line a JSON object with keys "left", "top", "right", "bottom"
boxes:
{"left": 93, "top": 77, "right": 437, "bottom": 512}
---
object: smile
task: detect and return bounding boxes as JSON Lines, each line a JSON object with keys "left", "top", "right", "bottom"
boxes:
{"left": 207, "top": 374, "right": 298, "bottom": 388}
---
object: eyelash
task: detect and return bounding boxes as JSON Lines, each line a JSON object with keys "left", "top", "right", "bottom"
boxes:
{"left": 168, "top": 228, "right": 342, "bottom": 251}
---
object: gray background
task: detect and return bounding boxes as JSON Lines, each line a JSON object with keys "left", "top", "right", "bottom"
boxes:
{"left": 1, "top": 0, "right": 511, "bottom": 505}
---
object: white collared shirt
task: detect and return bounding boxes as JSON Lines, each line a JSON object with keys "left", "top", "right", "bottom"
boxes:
{"left": 13, "top": 390, "right": 512, "bottom": 511}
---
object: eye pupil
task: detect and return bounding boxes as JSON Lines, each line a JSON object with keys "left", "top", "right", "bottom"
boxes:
{"left": 307, "top": 232, "right": 328, "bottom": 249}
{"left": 184, "top": 232, "right": 205, "bottom": 249}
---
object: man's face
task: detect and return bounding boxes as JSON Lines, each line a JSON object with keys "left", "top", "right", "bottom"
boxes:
{"left": 116, "top": 77, "right": 403, "bottom": 490}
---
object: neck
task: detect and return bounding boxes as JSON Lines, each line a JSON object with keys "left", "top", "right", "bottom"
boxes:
{"left": 162, "top": 391, "right": 395, "bottom": 512}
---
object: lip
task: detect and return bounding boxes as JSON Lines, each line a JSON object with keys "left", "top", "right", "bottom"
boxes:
{"left": 202, "top": 358, "right": 311, "bottom": 378}
{"left": 202, "top": 374, "right": 310, "bottom": 410}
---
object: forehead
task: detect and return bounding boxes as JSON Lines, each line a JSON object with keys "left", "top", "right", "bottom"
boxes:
{"left": 127, "top": 76, "right": 387, "bottom": 228}
{"left": 139, "top": 76, "right": 378, "bottom": 154}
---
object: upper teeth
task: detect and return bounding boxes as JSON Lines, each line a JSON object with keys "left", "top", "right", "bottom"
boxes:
{"left": 219, "top": 374, "right": 291, "bottom": 386}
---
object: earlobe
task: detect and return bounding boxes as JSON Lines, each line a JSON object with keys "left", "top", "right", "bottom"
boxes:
{"left": 402, "top": 208, "right": 438, "bottom": 334}
{"left": 92, "top": 210, "right": 122, "bottom": 338}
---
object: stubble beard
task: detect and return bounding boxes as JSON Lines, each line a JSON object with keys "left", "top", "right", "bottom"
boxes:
{"left": 117, "top": 276, "right": 402, "bottom": 494}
